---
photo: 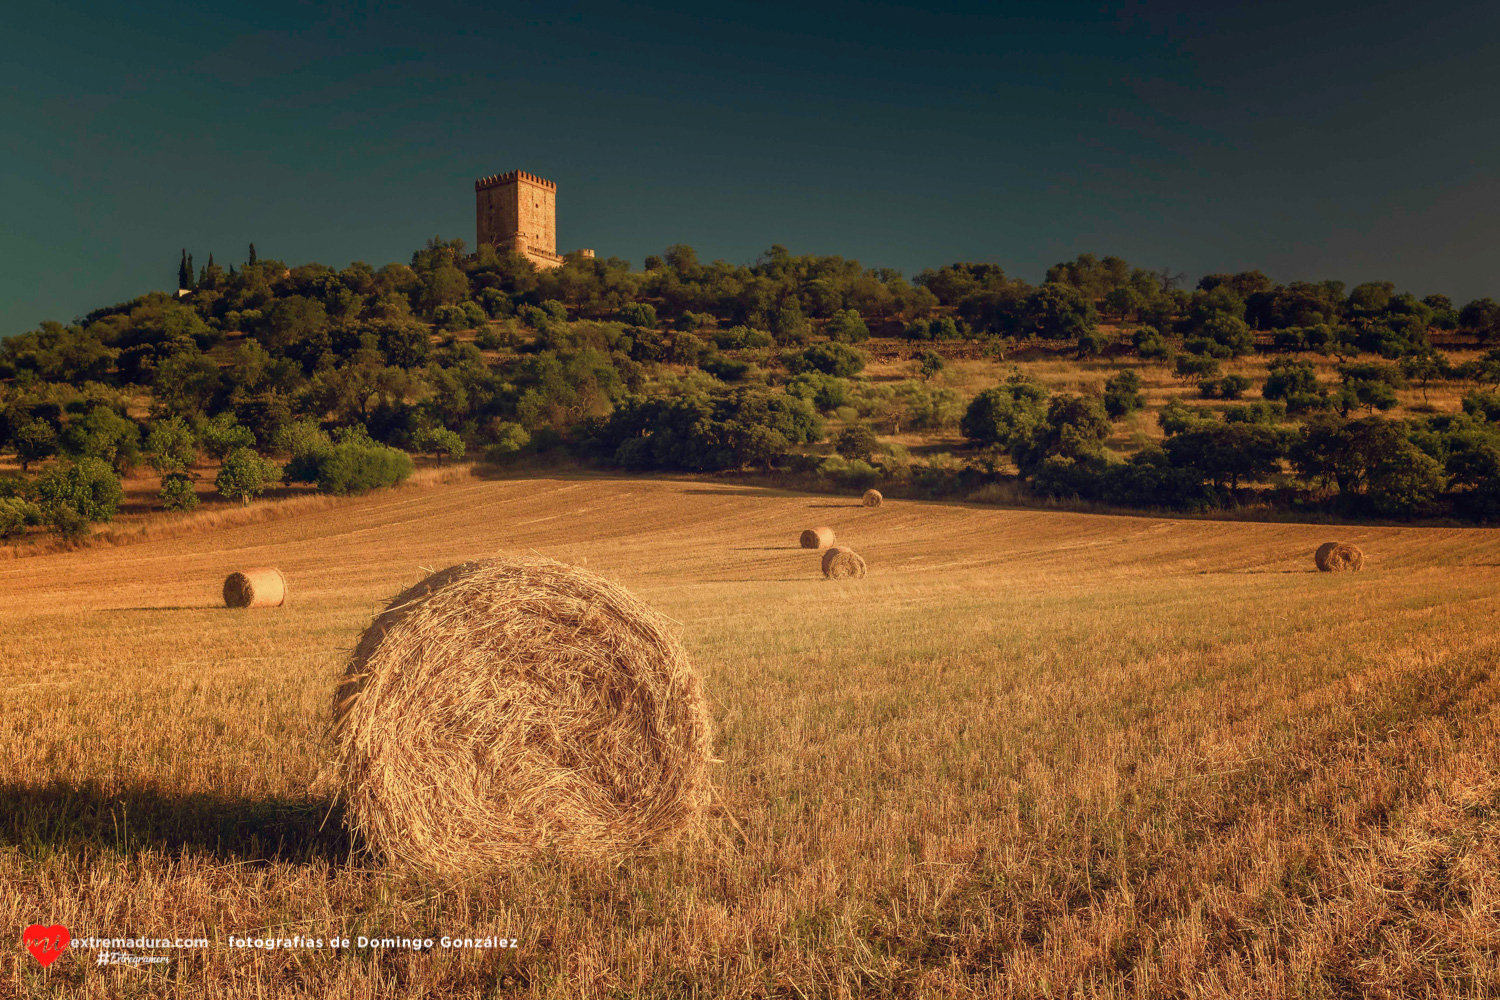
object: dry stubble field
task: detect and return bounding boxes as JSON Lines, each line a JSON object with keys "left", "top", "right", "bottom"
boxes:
{"left": 3, "top": 473, "right": 1499, "bottom": 998}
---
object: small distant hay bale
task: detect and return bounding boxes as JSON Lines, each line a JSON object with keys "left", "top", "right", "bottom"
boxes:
{"left": 862, "top": 489, "right": 883, "bottom": 508}
{"left": 800, "top": 526, "right": 835, "bottom": 549}
{"left": 1315, "top": 542, "right": 1365, "bottom": 572}
{"left": 821, "top": 546, "right": 867, "bottom": 580}
{"left": 332, "top": 557, "right": 713, "bottom": 874}
{"left": 223, "top": 568, "right": 286, "bottom": 608}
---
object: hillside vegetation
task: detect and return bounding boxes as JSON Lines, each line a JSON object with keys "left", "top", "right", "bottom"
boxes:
{"left": 5, "top": 242, "right": 1500, "bottom": 548}
{"left": 3, "top": 475, "right": 1498, "bottom": 996}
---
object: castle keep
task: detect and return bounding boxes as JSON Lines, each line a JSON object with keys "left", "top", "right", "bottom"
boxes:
{"left": 474, "top": 169, "right": 591, "bottom": 270}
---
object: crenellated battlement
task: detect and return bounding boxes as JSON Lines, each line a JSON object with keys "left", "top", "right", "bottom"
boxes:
{"left": 474, "top": 170, "right": 557, "bottom": 192}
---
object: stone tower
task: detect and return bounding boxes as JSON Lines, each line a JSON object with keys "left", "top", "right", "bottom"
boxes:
{"left": 474, "top": 170, "right": 568, "bottom": 270}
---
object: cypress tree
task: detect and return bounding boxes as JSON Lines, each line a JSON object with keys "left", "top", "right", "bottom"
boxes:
{"left": 248, "top": 243, "right": 257, "bottom": 266}
{"left": 178, "top": 249, "right": 191, "bottom": 289}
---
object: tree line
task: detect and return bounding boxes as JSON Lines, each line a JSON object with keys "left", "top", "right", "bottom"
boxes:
{"left": 3, "top": 240, "right": 1500, "bottom": 540}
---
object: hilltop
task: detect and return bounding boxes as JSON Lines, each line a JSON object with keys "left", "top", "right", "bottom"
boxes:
{"left": 4, "top": 243, "right": 1500, "bottom": 550}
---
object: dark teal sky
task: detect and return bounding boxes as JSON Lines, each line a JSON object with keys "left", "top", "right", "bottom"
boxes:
{"left": 4, "top": 1, "right": 1498, "bottom": 334}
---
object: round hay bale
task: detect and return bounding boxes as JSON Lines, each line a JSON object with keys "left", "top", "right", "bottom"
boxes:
{"left": 862, "top": 489, "right": 883, "bottom": 508}
{"left": 800, "top": 526, "right": 835, "bottom": 549}
{"left": 821, "top": 546, "right": 867, "bottom": 580}
{"left": 223, "top": 568, "right": 286, "bottom": 608}
{"left": 1315, "top": 542, "right": 1364, "bottom": 572}
{"left": 332, "top": 557, "right": 713, "bottom": 874}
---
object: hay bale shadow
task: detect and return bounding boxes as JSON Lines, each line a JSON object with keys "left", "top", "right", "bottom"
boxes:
{"left": 0, "top": 779, "right": 352, "bottom": 866}
{"left": 714, "top": 578, "right": 822, "bottom": 583}
{"left": 106, "top": 606, "right": 217, "bottom": 612}
{"left": 680, "top": 487, "right": 796, "bottom": 498}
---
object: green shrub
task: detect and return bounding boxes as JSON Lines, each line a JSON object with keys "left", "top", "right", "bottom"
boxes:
{"left": 1367, "top": 442, "right": 1446, "bottom": 515}
{"left": 818, "top": 455, "right": 879, "bottom": 490}
{"left": 1195, "top": 314, "right": 1255, "bottom": 357}
{"left": 701, "top": 354, "right": 752, "bottom": 381}
{"left": 903, "top": 316, "right": 964, "bottom": 341}
{"left": 1263, "top": 362, "right": 1332, "bottom": 413}
{"left": 961, "top": 378, "right": 1048, "bottom": 447}
{"left": 433, "top": 304, "right": 470, "bottom": 332}
{"left": 1219, "top": 374, "right": 1251, "bottom": 399}
{"left": 1024, "top": 283, "right": 1099, "bottom": 341}
{"left": 1159, "top": 399, "right": 1217, "bottom": 436}
{"left": 597, "top": 390, "right": 820, "bottom": 472}
{"left": 1028, "top": 454, "right": 1111, "bottom": 499}
{"left": 59, "top": 405, "right": 140, "bottom": 474}
{"left": 159, "top": 472, "right": 200, "bottom": 511}
{"left": 1011, "top": 395, "right": 1113, "bottom": 475}
{"left": 617, "top": 302, "right": 658, "bottom": 328}
{"left": 1184, "top": 336, "right": 1234, "bottom": 359}
{"left": 1132, "top": 327, "right": 1172, "bottom": 362}
{"left": 418, "top": 426, "right": 465, "bottom": 463}
{"left": 33, "top": 457, "right": 122, "bottom": 525}
{"left": 1099, "top": 448, "right": 1216, "bottom": 511}
{"left": 1103, "top": 370, "right": 1145, "bottom": 418}
{"left": 1174, "top": 353, "right": 1221, "bottom": 382}
{"left": 1462, "top": 391, "right": 1500, "bottom": 423}
{"left": 484, "top": 421, "right": 532, "bottom": 461}
{"left": 46, "top": 505, "right": 91, "bottom": 539}
{"left": 12, "top": 418, "right": 58, "bottom": 472}
{"left": 1223, "top": 401, "right": 1285, "bottom": 425}
{"left": 787, "top": 342, "right": 865, "bottom": 377}
{"left": 770, "top": 302, "right": 810, "bottom": 344}
{"left": 145, "top": 416, "right": 198, "bottom": 475}
{"left": 894, "top": 382, "right": 965, "bottom": 432}
{"left": 834, "top": 424, "right": 880, "bottom": 460}
{"left": 198, "top": 413, "right": 256, "bottom": 460}
{"left": 308, "top": 442, "right": 413, "bottom": 495}
{"left": 474, "top": 326, "right": 510, "bottom": 350}
{"left": 1076, "top": 330, "right": 1108, "bottom": 357}
{"left": 216, "top": 448, "right": 283, "bottom": 505}
{"left": 478, "top": 288, "right": 513, "bottom": 318}
{"left": 786, "top": 372, "right": 852, "bottom": 411}
{"left": 713, "top": 326, "right": 774, "bottom": 350}
{"left": 674, "top": 311, "right": 717, "bottom": 332}
{"left": 825, "top": 309, "right": 869, "bottom": 343}
{"left": 1163, "top": 423, "right": 1288, "bottom": 494}
{"left": 0, "top": 498, "right": 42, "bottom": 538}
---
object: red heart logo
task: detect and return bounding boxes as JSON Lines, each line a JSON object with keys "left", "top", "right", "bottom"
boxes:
{"left": 23, "top": 924, "right": 70, "bottom": 967}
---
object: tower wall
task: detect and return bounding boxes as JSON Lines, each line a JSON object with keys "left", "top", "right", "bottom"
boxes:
{"left": 475, "top": 170, "right": 561, "bottom": 268}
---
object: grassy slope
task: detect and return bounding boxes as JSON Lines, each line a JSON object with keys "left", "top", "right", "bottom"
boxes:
{"left": 3, "top": 475, "right": 1498, "bottom": 997}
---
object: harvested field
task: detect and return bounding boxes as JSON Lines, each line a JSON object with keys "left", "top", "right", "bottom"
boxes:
{"left": 2, "top": 473, "right": 1499, "bottom": 997}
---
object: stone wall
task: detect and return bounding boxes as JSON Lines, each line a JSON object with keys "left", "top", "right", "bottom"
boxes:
{"left": 475, "top": 170, "right": 561, "bottom": 269}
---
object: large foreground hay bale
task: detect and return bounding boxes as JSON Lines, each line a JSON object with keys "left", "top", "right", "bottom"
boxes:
{"left": 862, "top": 489, "right": 883, "bottom": 508}
{"left": 1315, "top": 542, "right": 1364, "bottom": 572}
{"left": 223, "top": 568, "right": 286, "bottom": 608}
{"left": 821, "top": 546, "right": 867, "bottom": 580}
{"left": 800, "top": 526, "right": 835, "bottom": 549}
{"left": 332, "top": 557, "right": 713, "bottom": 873}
